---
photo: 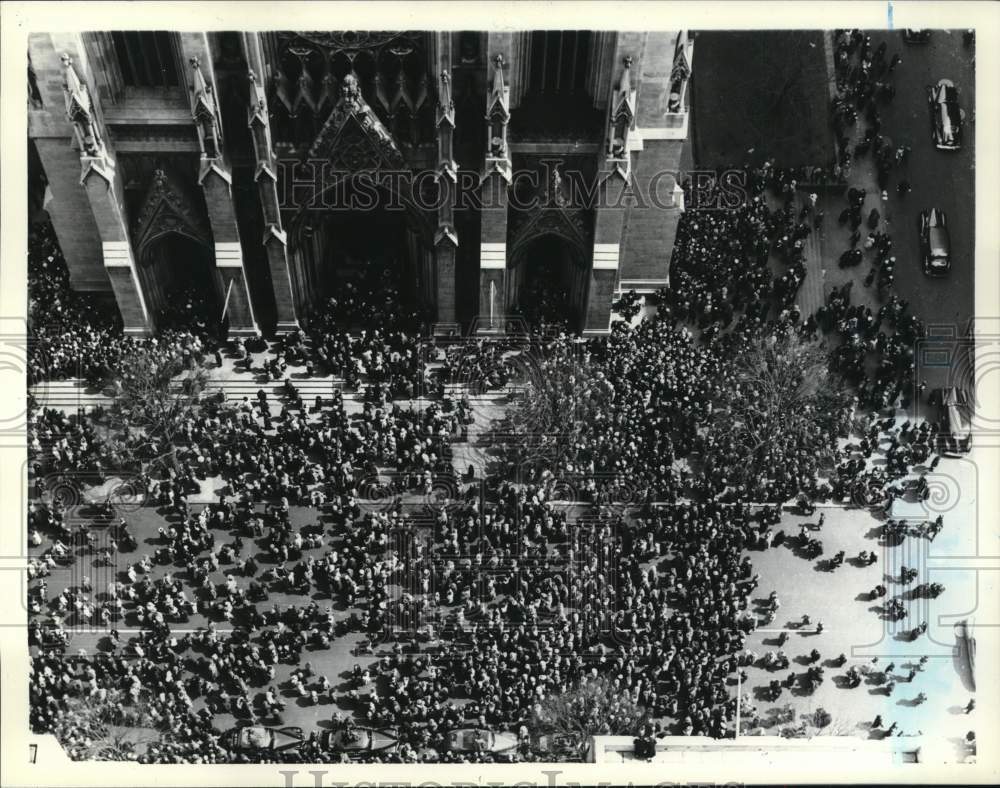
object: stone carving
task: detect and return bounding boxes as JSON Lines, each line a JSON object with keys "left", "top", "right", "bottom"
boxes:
{"left": 549, "top": 165, "right": 568, "bottom": 207}
{"left": 308, "top": 73, "right": 405, "bottom": 171}
{"left": 282, "top": 30, "right": 411, "bottom": 54}
{"left": 268, "top": 31, "right": 433, "bottom": 149}
{"left": 339, "top": 72, "right": 364, "bottom": 111}
{"left": 437, "top": 69, "right": 454, "bottom": 126}
{"left": 248, "top": 69, "right": 269, "bottom": 128}
{"left": 60, "top": 54, "right": 104, "bottom": 157}
{"left": 316, "top": 73, "right": 339, "bottom": 116}
{"left": 272, "top": 65, "right": 296, "bottom": 114}
{"left": 436, "top": 69, "right": 457, "bottom": 181}
{"left": 668, "top": 32, "right": 692, "bottom": 114}
{"left": 133, "top": 168, "right": 213, "bottom": 256}
{"left": 608, "top": 56, "right": 635, "bottom": 158}
{"left": 671, "top": 33, "right": 691, "bottom": 84}
{"left": 292, "top": 66, "right": 318, "bottom": 116}
{"left": 486, "top": 54, "right": 510, "bottom": 158}
{"left": 509, "top": 199, "right": 591, "bottom": 265}
{"left": 510, "top": 211, "right": 589, "bottom": 267}
{"left": 190, "top": 57, "right": 222, "bottom": 158}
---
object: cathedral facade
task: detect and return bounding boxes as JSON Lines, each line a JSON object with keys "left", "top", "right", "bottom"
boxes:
{"left": 27, "top": 30, "right": 692, "bottom": 335}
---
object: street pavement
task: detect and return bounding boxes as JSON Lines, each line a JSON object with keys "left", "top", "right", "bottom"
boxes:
{"left": 27, "top": 33, "right": 982, "bottom": 751}
{"left": 31, "top": 503, "right": 385, "bottom": 737}
{"left": 741, "top": 472, "right": 981, "bottom": 747}
{"left": 31, "top": 313, "right": 984, "bottom": 751}
{"left": 876, "top": 30, "right": 976, "bottom": 337}
{"left": 801, "top": 31, "right": 976, "bottom": 396}
{"left": 34, "top": 470, "right": 983, "bottom": 746}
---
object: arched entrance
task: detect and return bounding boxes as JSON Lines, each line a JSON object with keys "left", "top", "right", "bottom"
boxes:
{"left": 323, "top": 203, "right": 408, "bottom": 288}
{"left": 286, "top": 70, "right": 437, "bottom": 327}
{"left": 137, "top": 232, "right": 221, "bottom": 330}
{"left": 290, "top": 174, "right": 435, "bottom": 329}
{"left": 131, "top": 167, "right": 220, "bottom": 331}
{"left": 509, "top": 233, "right": 589, "bottom": 332}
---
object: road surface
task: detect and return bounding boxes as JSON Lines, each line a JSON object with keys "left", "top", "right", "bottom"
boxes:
{"left": 878, "top": 30, "right": 976, "bottom": 348}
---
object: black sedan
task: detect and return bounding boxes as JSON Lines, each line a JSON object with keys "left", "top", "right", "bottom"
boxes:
{"left": 927, "top": 79, "right": 964, "bottom": 151}
{"left": 918, "top": 208, "right": 951, "bottom": 276}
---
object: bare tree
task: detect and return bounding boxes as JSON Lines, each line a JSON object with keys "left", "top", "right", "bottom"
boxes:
{"left": 707, "top": 330, "right": 852, "bottom": 484}
{"left": 531, "top": 676, "right": 648, "bottom": 755}
{"left": 810, "top": 710, "right": 854, "bottom": 737}
{"left": 498, "top": 339, "right": 610, "bottom": 470}
{"left": 99, "top": 345, "right": 209, "bottom": 474}
{"left": 47, "top": 690, "right": 156, "bottom": 761}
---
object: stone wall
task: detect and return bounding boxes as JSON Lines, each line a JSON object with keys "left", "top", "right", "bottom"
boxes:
{"left": 32, "top": 138, "right": 109, "bottom": 292}
{"left": 620, "top": 139, "right": 683, "bottom": 287}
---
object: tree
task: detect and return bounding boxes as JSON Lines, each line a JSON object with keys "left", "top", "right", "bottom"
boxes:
{"left": 707, "top": 329, "right": 852, "bottom": 486}
{"left": 46, "top": 689, "right": 156, "bottom": 761}
{"left": 532, "top": 676, "right": 648, "bottom": 756}
{"left": 809, "top": 710, "right": 853, "bottom": 737}
{"left": 498, "top": 338, "right": 613, "bottom": 471}
{"left": 99, "top": 343, "right": 209, "bottom": 473}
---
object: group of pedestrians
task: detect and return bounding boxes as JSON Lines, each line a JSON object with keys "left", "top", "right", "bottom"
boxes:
{"left": 24, "top": 27, "right": 970, "bottom": 763}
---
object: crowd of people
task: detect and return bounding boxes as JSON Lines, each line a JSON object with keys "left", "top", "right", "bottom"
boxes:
{"left": 302, "top": 268, "right": 429, "bottom": 397}
{"left": 511, "top": 259, "right": 576, "bottom": 333}
{"left": 24, "top": 28, "right": 968, "bottom": 764}
{"left": 28, "top": 219, "right": 219, "bottom": 387}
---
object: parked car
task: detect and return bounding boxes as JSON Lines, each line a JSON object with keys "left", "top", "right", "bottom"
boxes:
{"left": 918, "top": 208, "right": 951, "bottom": 276}
{"left": 320, "top": 726, "right": 399, "bottom": 757}
{"left": 221, "top": 725, "right": 304, "bottom": 753}
{"left": 927, "top": 79, "right": 964, "bottom": 150}
{"left": 932, "top": 387, "right": 972, "bottom": 453}
{"left": 903, "top": 29, "right": 931, "bottom": 43}
{"left": 446, "top": 728, "right": 520, "bottom": 753}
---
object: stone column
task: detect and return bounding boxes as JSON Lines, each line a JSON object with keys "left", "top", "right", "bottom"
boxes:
{"left": 477, "top": 51, "right": 512, "bottom": 333}
{"left": 28, "top": 33, "right": 107, "bottom": 293}
{"left": 244, "top": 33, "right": 299, "bottom": 331}
{"left": 434, "top": 42, "right": 459, "bottom": 328}
{"left": 59, "top": 49, "right": 152, "bottom": 334}
{"left": 617, "top": 32, "right": 690, "bottom": 297}
{"left": 262, "top": 226, "right": 298, "bottom": 331}
{"left": 435, "top": 241, "right": 458, "bottom": 326}
{"left": 582, "top": 48, "right": 643, "bottom": 335}
{"left": 198, "top": 166, "right": 260, "bottom": 335}
{"left": 585, "top": 173, "right": 628, "bottom": 336}
{"left": 99, "top": 241, "right": 151, "bottom": 333}
{"left": 180, "top": 49, "right": 260, "bottom": 335}
{"left": 214, "top": 242, "right": 258, "bottom": 336}
{"left": 83, "top": 169, "right": 151, "bottom": 335}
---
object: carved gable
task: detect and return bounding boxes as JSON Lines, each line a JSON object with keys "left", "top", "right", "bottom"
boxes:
{"left": 309, "top": 73, "right": 405, "bottom": 171}
{"left": 132, "top": 168, "right": 212, "bottom": 256}
{"left": 509, "top": 204, "right": 591, "bottom": 264}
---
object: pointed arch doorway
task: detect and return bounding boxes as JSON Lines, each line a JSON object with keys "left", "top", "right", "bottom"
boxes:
{"left": 287, "top": 73, "right": 436, "bottom": 326}
{"left": 137, "top": 233, "right": 220, "bottom": 330}
{"left": 290, "top": 174, "right": 434, "bottom": 328}
{"left": 132, "top": 168, "right": 221, "bottom": 330}
{"left": 508, "top": 233, "right": 590, "bottom": 333}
